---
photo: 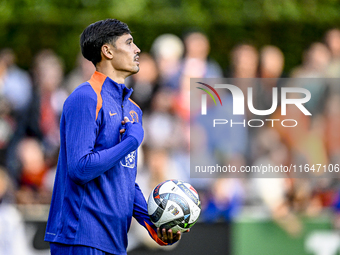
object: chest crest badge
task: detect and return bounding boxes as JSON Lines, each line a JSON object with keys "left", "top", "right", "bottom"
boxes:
{"left": 120, "top": 150, "right": 136, "bottom": 168}
{"left": 129, "top": 110, "right": 139, "bottom": 123}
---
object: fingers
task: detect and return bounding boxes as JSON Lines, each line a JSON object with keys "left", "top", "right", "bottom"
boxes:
{"left": 121, "top": 117, "right": 131, "bottom": 125}
{"left": 158, "top": 228, "right": 184, "bottom": 243}
{"left": 175, "top": 231, "right": 182, "bottom": 241}
{"left": 120, "top": 117, "right": 131, "bottom": 134}
{"left": 124, "top": 117, "right": 130, "bottom": 123}
{"left": 169, "top": 229, "right": 174, "bottom": 241}
{"left": 162, "top": 228, "right": 168, "bottom": 242}
{"left": 157, "top": 228, "right": 161, "bottom": 239}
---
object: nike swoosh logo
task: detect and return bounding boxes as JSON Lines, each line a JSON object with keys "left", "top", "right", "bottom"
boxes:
{"left": 109, "top": 111, "right": 117, "bottom": 116}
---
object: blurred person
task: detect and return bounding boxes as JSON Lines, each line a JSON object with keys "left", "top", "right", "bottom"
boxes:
{"left": 252, "top": 46, "right": 286, "bottom": 121}
{"left": 229, "top": 44, "right": 259, "bottom": 79}
{"left": 127, "top": 52, "right": 160, "bottom": 113}
{"left": 0, "top": 48, "right": 32, "bottom": 116}
{"left": 228, "top": 44, "right": 259, "bottom": 120}
{"left": 0, "top": 168, "right": 31, "bottom": 254}
{"left": 264, "top": 109, "right": 329, "bottom": 230}
{"left": 291, "top": 42, "right": 331, "bottom": 78}
{"left": 324, "top": 94, "right": 340, "bottom": 163}
{"left": 195, "top": 87, "right": 248, "bottom": 167}
{"left": 325, "top": 28, "right": 340, "bottom": 60}
{"left": 15, "top": 137, "right": 51, "bottom": 204}
{"left": 251, "top": 128, "right": 303, "bottom": 236}
{"left": 45, "top": 19, "right": 182, "bottom": 255}
{"left": 0, "top": 95, "right": 15, "bottom": 167}
{"left": 272, "top": 101, "right": 328, "bottom": 170}
{"left": 202, "top": 179, "right": 244, "bottom": 222}
{"left": 143, "top": 87, "right": 191, "bottom": 190}
{"left": 182, "top": 31, "right": 223, "bottom": 78}
{"left": 290, "top": 43, "right": 331, "bottom": 115}
{"left": 32, "top": 49, "right": 68, "bottom": 152}
{"left": 325, "top": 28, "right": 340, "bottom": 79}
{"left": 259, "top": 45, "right": 285, "bottom": 79}
{"left": 7, "top": 50, "right": 68, "bottom": 183}
{"left": 324, "top": 29, "right": 340, "bottom": 100}
{"left": 151, "top": 34, "right": 184, "bottom": 89}
{"left": 249, "top": 123, "right": 282, "bottom": 165}
{"left": 144, "top": 89, "right": 184, "bottom": 150}
{"left": 225, "top": 44, "right": 258, "bottom": 154}
{"left": 191, "top": 88, "right": 247, "bottom": 217}
{"left": 64, "top": 53, "right": 96, "bottom": 94}
{"left": 188, "top": 122, "right": 215, "bottom": 190}
{"left": 142, "top": 86, "right": 191, "bottom": 195}
{"left": 303, "top": 116, "right": 329, "bottom": 169}
{"left": 252, "top": 125, "right": 326, "bottom": 234}
{"left": 174, "top": 59, "right": 202, "bottom": 121}
{"left": 309, "top": 178, "right": 335, "bottom": 214}
{"left": 143, "top": 148, "right": 185, "bottom": 196}
{"left": 173, "top": 32, "right": 223, "bottom": 121}
{"left": 227, "top": 44, "right": 259, "bottom": 111}
{"left": 0, "top": 49, "right": 32, "bottom": 176}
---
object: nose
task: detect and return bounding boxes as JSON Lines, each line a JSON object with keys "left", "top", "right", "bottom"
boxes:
{"left": 135, "top": 45, "right": 141, "bottom": 54}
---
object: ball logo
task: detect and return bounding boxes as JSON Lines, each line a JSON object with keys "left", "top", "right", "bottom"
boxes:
{"left": 168, "top": 205, "right": 180, "bottom": 216}
{"left": 172, "top": 180, "right": 200, "bottom": 208}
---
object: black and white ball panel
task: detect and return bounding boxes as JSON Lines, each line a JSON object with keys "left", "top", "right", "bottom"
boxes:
{"left": 147, "top": 180, "right": 201, "bottom": 233}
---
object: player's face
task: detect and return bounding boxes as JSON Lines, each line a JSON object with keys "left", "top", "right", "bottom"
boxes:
{"left": 111, "top": 34, "right": 141, "bottom": 75}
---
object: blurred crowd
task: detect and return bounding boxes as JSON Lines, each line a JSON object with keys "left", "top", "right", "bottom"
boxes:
{"left": 1, "top": 27, "right": 340, "bottom": 252}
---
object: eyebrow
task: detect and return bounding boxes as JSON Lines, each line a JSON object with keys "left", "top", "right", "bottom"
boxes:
{"left": 126, "top": 37, "right": 133, "bottom": 43}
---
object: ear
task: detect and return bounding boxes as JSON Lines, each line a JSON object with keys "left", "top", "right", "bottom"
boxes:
{"left": 101, "top": 44, "right": 114, "bottom": 60}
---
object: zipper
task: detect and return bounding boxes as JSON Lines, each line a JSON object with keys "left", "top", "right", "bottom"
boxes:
{"left": 120, "top": 104, "right": 124, "bottom": 142}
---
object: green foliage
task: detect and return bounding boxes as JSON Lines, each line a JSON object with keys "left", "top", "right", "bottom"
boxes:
{"left": 0, "top": 0, "right": 339, "bottom": 73}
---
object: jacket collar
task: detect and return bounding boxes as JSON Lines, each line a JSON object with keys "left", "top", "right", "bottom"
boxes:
{"left": 92, "top": 71, "right": 133, "bottom": 103}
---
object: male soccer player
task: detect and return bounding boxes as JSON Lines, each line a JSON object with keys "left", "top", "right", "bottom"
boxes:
{"left": 45, "top": 19, "right": 182, "bottom": 255}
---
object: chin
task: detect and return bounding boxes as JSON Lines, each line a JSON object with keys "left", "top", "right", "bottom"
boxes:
{"left": 133, "top": 66, "right": 140, "bottom": 73}
{"left": 126, "top": 67, "right": 139, "bottom": 77}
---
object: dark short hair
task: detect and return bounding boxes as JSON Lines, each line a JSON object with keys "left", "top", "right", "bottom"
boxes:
{"left": 80, "top": 19, "right": 131, "bottom": 66}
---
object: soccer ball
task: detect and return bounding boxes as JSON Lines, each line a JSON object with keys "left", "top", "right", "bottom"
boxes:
{"left": 147, "top": 180, "right": 201, "bottom": 233}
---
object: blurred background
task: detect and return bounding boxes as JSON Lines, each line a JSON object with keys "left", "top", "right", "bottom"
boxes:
{"left": 1, "top": 0, "right": 340, "bottom": 254}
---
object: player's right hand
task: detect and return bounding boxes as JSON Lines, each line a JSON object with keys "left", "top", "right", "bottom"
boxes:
{"left": 157, "top": 228, "right": 189, "bottom": 244}
{"left": 120, "top": 117, "right": 144, "bottom": 146}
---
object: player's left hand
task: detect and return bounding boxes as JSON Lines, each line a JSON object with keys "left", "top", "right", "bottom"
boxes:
{"left": 157, "top": 228, "right": 189, "bottom": 244}
{"left": 120, "top": 119, "right": 129, "bottom": 134}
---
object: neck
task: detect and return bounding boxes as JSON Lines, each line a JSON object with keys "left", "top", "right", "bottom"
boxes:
{"left": 95, "top": 63, "right": 127, "bottom": 84}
